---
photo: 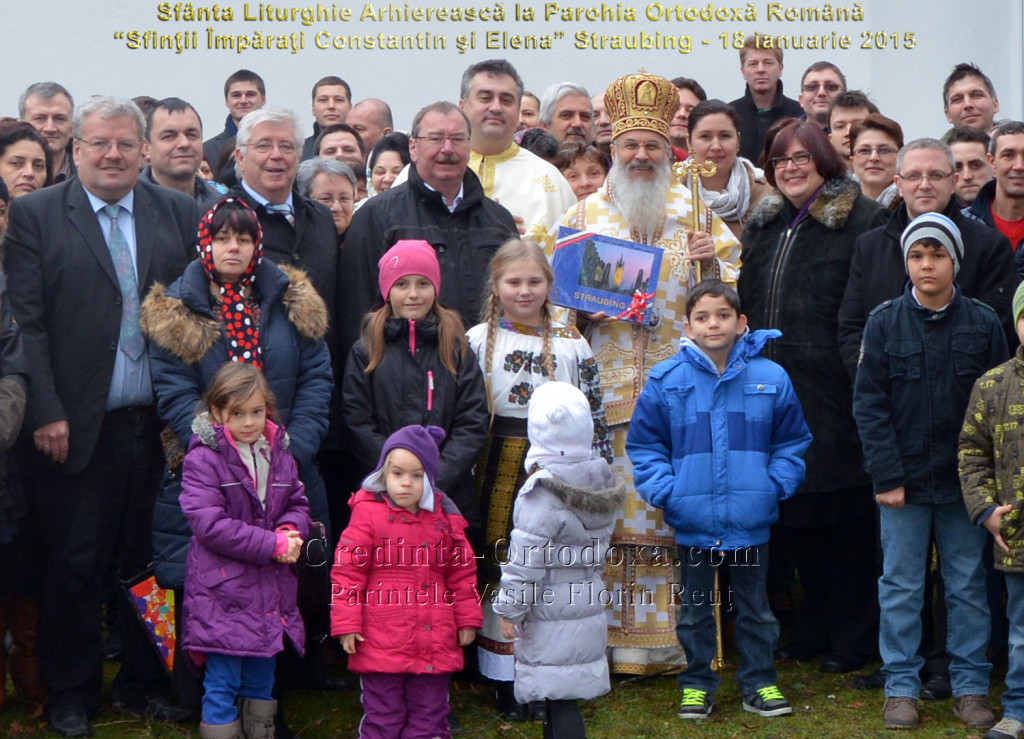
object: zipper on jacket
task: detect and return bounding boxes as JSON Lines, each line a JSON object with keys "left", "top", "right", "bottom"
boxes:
{"left": 764, "top": 223, "right": 802, "bottom": 360}
{"left": 408, "top": 319, "right": 416, "bottom": 355}
{"left": 427, "top": 370, "right": 434, "bottom": 411}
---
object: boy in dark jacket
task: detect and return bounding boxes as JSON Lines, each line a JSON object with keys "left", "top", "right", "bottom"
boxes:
{"left": 960, "top": 281, "right": 1024, "bottom": 739}
{"left": 853, "top": 213, "right": 1006, "bottom": 731}
{"left": 627, "top": 280, "right": 812, "bottom": 722}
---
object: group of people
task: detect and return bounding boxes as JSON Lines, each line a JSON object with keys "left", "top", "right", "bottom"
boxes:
{"left": 1, "top": 30, "right": 1024, "bottom": 739}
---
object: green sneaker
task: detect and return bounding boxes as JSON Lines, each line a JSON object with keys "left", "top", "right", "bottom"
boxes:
{"left": 743, "top": 685, "right": 793, "bottom": 717}
{"left": 678, "top": 688, "right": 712, "bottom": 720}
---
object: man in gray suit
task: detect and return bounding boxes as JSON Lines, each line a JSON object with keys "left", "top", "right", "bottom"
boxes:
{"left": 5, "top": 96, "right": 197, "bottom": 737}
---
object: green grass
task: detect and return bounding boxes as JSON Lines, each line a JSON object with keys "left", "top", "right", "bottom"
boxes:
{"left": 0, "top": 654, "right": 1005, "bottom": 737}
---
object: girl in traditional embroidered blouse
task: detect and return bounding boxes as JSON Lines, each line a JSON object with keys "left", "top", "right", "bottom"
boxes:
{"left": 466, "top": 237, "right": 611, "bottom": 719}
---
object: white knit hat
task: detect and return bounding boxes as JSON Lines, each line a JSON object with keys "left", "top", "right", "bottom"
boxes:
{"left": 524, "top": 381, "right": 594, "bottom": 471}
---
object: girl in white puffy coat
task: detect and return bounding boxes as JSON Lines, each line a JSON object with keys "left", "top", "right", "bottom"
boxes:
{"left": 493, "top": 382, "right": 624, "bottom": 739}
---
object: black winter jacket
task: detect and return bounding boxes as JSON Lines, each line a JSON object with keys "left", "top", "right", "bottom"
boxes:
{"left": 853, "top": 286, "right": 1007, "bottom": 503}
{"left": 729, "top": 82, "right": 804, "bottom": 164}
{"left": 337, "top": 165, "right": 518, "bottom": 361}
{"left": 839, "top": 200, "right": 1015, "bottom": 378}
{"left": 341, "top": 317, "right": 489, "bottom": 529}
{"left": 738, "top": 177, "right": 887, "bottom": 493}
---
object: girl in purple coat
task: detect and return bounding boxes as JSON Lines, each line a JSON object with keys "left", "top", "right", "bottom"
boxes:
{"left": 181, "top": 362, "right": 312, "bottom": 739}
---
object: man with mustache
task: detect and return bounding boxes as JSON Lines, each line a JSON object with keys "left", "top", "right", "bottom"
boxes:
{"left": 553, "top": 72, "right": 740, "bottom": 678}
{"left": 539, "top": 82, "right": 594, "bottom": 146}
{"left": 339, "top": 100, "right": 518, "bottom": 359}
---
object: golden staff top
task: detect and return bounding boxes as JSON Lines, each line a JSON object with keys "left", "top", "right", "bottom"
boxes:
{"left": 673, "top": 159, "right": 717, "bottom": 283}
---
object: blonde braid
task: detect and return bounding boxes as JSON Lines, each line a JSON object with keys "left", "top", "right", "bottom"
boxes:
{"left": 482, "top": 292, "right": 502, "bottom": 419}
{"left": 540, "top": 300, "right": 556, "bottom": 381}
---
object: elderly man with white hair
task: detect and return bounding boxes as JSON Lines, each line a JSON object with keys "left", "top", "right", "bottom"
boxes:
{"left": 229, "top": 108, "right": 339, "bottom": 350}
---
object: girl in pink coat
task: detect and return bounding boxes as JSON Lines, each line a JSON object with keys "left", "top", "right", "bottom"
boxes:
{"left": 331, "top": 425, "right": 482, "bottom": 739}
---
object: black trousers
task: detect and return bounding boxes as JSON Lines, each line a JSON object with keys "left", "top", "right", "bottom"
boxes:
{"left": 33, "top": 407, "right": 168, "bottom": 714}
{"left": 781, "top": 486, "right": 880, "bottom": 661}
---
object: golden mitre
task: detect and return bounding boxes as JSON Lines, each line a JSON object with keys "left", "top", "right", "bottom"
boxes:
{"left": 604, "top": 72, "right": 680, "bottom": 140}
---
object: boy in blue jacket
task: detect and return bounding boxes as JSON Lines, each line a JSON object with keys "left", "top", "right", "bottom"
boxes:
{"left": 627, "top": 279, "right": 812, "bottom": 722}
{"left": 853, "top": 213, "right": 1007, "bottom": 731}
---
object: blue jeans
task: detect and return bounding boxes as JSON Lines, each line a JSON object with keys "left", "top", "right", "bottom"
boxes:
{"left": 202, "top": 653, "right": 276, "bottom": 725}
{"left": 675, "top": 544, "right": 778, "bottom": 697}
{"left": 1003, "top": 573, "right": 1024, "bottom": 721}
{"left": 878, "top": 501, "right": 991, "bottom": 698}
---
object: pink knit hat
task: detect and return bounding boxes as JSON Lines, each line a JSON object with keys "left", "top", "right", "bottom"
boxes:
{"left": 377, "top": 240, "right": 441, "bottom": 301}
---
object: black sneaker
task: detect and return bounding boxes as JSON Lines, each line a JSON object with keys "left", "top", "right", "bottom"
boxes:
{"left": 678, "top": 688, "right": 712, "bottom": 720}
{"left": 742, "top": 686, "right": 793, "bottom": 717}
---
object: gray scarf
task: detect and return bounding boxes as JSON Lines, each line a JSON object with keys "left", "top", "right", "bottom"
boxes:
{"left": 685, "top": 156, "right": 754, "bottom": 224}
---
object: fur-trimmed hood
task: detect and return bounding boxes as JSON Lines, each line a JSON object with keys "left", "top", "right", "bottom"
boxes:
{"left": 747, "top": 176, "right": 862, "bottom": 231}
{"left": 141, "top": 260, "right": 328, "bottom": 364}
{"left": 521, "top": 458, "right": 625, "bottom": 526}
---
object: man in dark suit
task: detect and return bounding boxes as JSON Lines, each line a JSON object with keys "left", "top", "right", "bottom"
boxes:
{"left": 5, "top": 96, "right": 197, "bottom": 737}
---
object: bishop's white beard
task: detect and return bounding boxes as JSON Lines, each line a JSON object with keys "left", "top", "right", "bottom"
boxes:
{"left": 607, "top": 157, "right": 670, "bottom": 241}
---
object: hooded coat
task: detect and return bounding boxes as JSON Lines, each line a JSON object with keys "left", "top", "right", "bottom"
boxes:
{"left": 330, "top": 488, "right": 482, "bottom": 674}
{"left": 491, "top": 458, "right": 624, "bottom": 703}
{"left": 142, "top": 258, "right": 332, "bottom": 587}
{"left": 181, "top": 414, "right": 312, "bottom": 657}
{"left": 738, "top": 176, "right": 887, "bottom": 494}
{"left": 627, "top": 330, "right": 812, "bottom": 550}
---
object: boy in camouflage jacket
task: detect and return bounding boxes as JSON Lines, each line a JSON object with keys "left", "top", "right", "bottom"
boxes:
{"left": 960, "top": 280, "right": 1024, "bottom": 739}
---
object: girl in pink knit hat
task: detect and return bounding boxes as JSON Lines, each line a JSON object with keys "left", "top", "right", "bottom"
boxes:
{"left": 341, "top": 239, "right": 490, "bottom": 541}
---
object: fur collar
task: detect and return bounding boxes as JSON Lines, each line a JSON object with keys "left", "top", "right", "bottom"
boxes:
{"left": 542, "top": 474, "right": 626, "bottom": 515}
{"left": 191, "top": 411, "right": 289, "bottom": 451}
{"left": 141, "top": 264, "right": 328, "bottom": 364}
{"left": 746, "top": 176, "right": 861, "bottom": 231}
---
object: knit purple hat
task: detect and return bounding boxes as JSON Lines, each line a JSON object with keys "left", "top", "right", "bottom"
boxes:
{"left": 361, "top": 425, "right": 447, "bottom": 511}
{"left": 377, "top": 240, "right": 441, "bottom": 302}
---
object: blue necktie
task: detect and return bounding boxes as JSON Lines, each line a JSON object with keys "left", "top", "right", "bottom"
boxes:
{"left": 102, "top": 204, "right": 145, "bottom": 361}
{"left": 265, "top": 202, "right": 294, "bottom": 226}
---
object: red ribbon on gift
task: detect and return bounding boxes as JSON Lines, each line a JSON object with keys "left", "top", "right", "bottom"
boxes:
{"left": 616, "top": 289, "right": 656, "bottom": 322}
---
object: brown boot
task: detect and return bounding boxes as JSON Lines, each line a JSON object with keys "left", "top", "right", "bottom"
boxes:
{"left": 200, "top": 720, "right": 243, "bottom": 739}
{"left": 8, "top": 596, "right": 47, "bottom": 711}
{"left": 239, "top": 698, "right": 276, "bottom": 739}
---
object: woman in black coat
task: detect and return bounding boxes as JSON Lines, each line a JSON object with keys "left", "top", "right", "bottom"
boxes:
{"left": 739, "top": 121, "right": 888, "bottom": 673}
